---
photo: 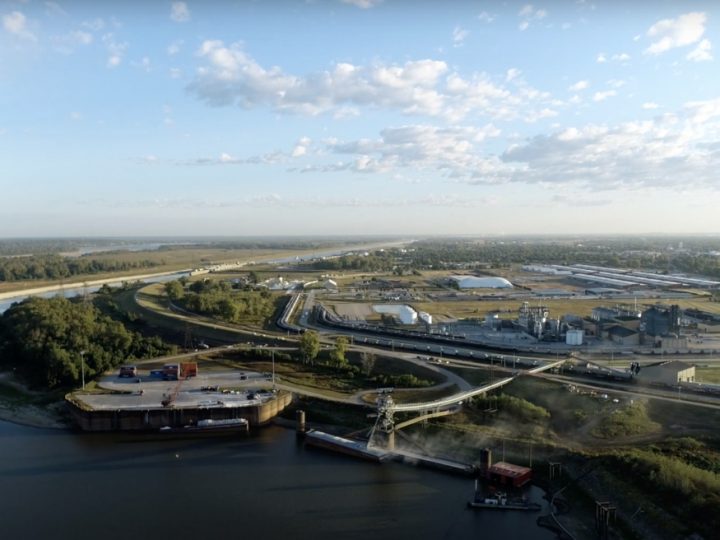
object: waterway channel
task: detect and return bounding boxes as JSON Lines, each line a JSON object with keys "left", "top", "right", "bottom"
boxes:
{"left": 0, "top": 420, "right": 554, "bottom": 540}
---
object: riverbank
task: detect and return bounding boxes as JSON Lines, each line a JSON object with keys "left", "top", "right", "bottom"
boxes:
{"left": 0, "top": 372, "right": 69, "bottom": 429}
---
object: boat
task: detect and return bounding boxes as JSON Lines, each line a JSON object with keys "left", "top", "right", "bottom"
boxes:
{"left": 467, "top": 491, "right": 542, "bottom": 511}
{"left": 159, "top": 417, "right": 249, "bottom": 435}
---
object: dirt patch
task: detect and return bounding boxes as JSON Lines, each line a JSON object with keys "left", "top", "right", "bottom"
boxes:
{"left": 330, "top": 302, "right": 374, "bottom": 321}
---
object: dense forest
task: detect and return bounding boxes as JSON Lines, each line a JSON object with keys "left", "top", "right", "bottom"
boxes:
{"left": 167, "top": 279, "right": 277, "bottom": 324}
{"left": 0, "top": 254, "right": 159, "bottom": 282}
{"left": 0, "top": 296, "right": 175, "bottom": 388}
{"left": 301, "top": 240, "right": 720, "bottom": 278}
{"left": 309, "top": 252, "right": 396, "bottom": 272}
{"left": 404, "top": 240, "right": 720, "bottom": 277}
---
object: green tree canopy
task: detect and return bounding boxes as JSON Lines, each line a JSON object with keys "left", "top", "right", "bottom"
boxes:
{"left": 0, "top": 296, "right": 174, "bottom": 389}
{"left": 164, "top": 280, "right": 184, "bottom": 301}
{"left": 329, "top": 336, "right": 349, "bottom": 368}
{"left": 299, "top": 330, "right": 320, "bottom": 364}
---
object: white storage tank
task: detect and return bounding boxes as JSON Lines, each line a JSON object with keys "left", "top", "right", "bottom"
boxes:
{"left": 566, "top": 329, "right": 584, "bottom": 346}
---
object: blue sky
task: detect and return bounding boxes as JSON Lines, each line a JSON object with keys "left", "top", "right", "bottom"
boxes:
{"left": 1, "top": 0, "right": 719, "bottom": 236}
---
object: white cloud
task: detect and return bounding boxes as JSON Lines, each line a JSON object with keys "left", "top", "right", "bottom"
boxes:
{"left": 518, "top": 4, "right": 547, "bottom": 31}
{"left": 188, "top": 41, "right": 557, "bottom": 123}
{"left": 291, "top": 136, "right": 311, "bottom": 158}
{"left": 452, "top": 26, "right": 469, "bottom": 47}
{"left": 103, "top": 34, "right": 127, "bottom": 68}
{"left": 73, "top": 31, "right": 93, "bottom": 45}
{"left": 642, "top": 102, "right": 659, "bottom": 110}
{"left": 167, "top": 39, "right": 183, "bottom": 56}
{"left": 506, "top": 68, "right": 521, "bottom": 82}
{"left": 687, "top": 39, "right": 713, "bottom": 62}
{"left": 519, "top": 5, "right": 535, "bottom": 18}
{"left": 170, "top": 2, "right": 191, "bottom": 23}
{"left": 82, "top": 18, "right": 105, "bottom": 32}
{"left": 296, "top": 124, "right": 506, "bottom": 180}
{"left": 606, "top": 79, "right": 625, "bottom": 89}
{"left": 133, "top": 56, "right": 151, "bottom": 72}
{"left": 500, "top": 99, "right": 720, "bottom": 190}
{"left": 683, "top": 97, "right": 720, "bottom": 125}
{"left": 341, "top": 0, "right": 383, "bottom": 8}
{"left": 568, "top": 80, "right": 589, "bottom": 92}
{"left": 477, "top": 11, "right": 494, "bottom": 23}
{"left": 597, "top": 52, "right": 630, "bottom": 64}
{"left": 3, "top": 11, "right": 36, "bottom": 41}
{"left": 645, "top": 12, "right": 706, "bottom": 55}
{"left": 44, "top": 2, "right": 67, "bottom": 17}
{"left": 51, "top": 30, "right": 93, "bottom": 53}
{"left": 592, "top": 90, "right": 616, "bottom": 102}
{"left": 169, "top": 67, "right": 182, "bottom": 79}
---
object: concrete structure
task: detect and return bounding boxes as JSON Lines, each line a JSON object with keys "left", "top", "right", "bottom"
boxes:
{"left": 449, "top": 276, "right": 513, "bottom": 289}
{"left": 372, "top": 304, "right": 418, "bottom": 324}
{"left": 606, "top": 326, "right": 640, "bottom": 346}
{"left": 659, "top": 334, "right": 688, "bottom": 350}
{"left": 66, "top": 391, "right": 292, "bottom": 431}
{"left": 638, "top": 361, "right": 695, "bottom": 385}
{"left": 566, "top": 329, "right": 584, "bottom": 345}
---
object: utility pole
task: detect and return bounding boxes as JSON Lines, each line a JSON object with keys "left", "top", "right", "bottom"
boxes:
{"left": 80, "top": 350, "right": 86, "bottom": 390}
{"left": 272, "top": 350, "right": 276, "bottom": 392}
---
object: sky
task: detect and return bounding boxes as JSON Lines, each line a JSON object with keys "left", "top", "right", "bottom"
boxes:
{"left": 1, "top": 0, "right": 719, "bottom": 237}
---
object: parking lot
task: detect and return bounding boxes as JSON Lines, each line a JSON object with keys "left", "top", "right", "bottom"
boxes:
{"left": 75, "top": 368, "right": 275, "bottom": 410}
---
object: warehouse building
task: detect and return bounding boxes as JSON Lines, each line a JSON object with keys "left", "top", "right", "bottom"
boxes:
{"left": 638, "top": 360, "right": 695, "bottom": 385}
{"left": 606, "top": 326, "right": 640, "bottom": 346}
{"left": 449, "top": 276, "right": 513, "bottom": 289}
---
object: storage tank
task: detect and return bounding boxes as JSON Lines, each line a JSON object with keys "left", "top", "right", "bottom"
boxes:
{"left": 566, "top": 329, "right": 584, "bottom": 345}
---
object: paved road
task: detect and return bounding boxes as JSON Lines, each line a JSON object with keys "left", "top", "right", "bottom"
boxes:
{"left": 538, "top": 373, "right": 720, "bottom": 410}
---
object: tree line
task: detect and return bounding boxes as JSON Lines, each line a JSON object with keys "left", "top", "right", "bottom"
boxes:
{"left": 0, "top": 296, "right": 175, "bottom": 389}
{"left": 0, "top": 254, "right": 159, "bottom": 282}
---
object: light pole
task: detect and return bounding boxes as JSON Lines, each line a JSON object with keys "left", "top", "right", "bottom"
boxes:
{"left": 80, "top": 350, "right": 86, "bottom": 390}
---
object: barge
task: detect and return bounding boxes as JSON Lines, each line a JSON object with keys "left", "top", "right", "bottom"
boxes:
{"left": 304, "top": 429, "right": 389, "bottom": 462}
{"left": 159, "top": 417, "right": 249, "bottom": 435}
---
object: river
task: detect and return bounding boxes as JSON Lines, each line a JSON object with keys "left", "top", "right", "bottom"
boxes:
{"left": 0, "top": 241, "right": 411, "bottom": 315}
{"left": 0, "top": 421, "right": 554, "bottom": 540}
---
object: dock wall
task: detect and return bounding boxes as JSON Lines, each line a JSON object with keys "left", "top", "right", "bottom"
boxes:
{"left": 66, "top": 391, "right": 292, "bottom": 432}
